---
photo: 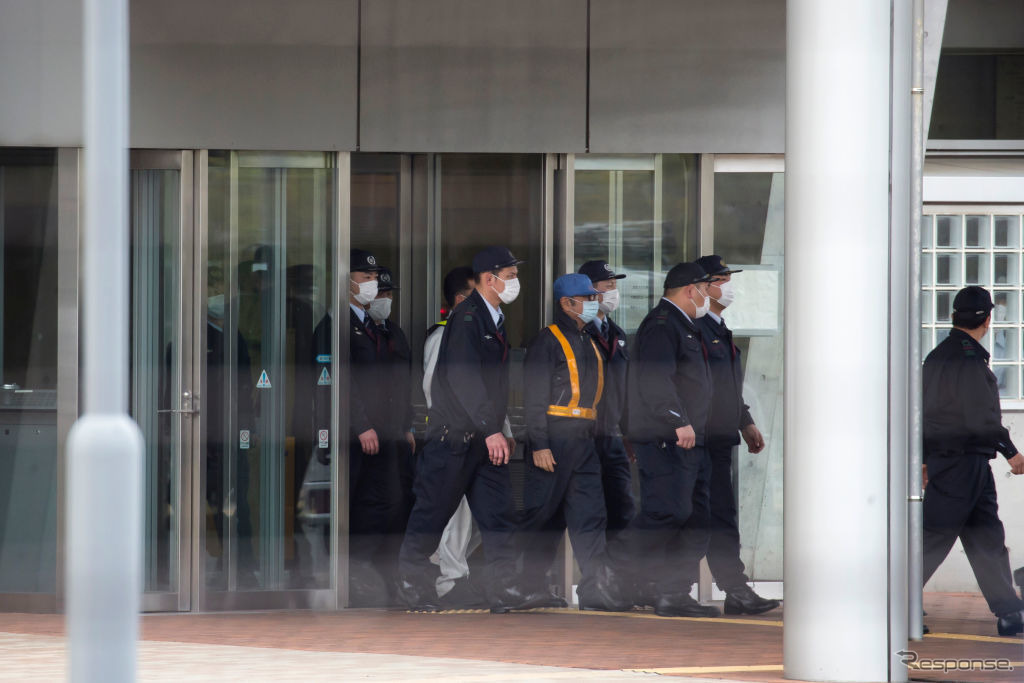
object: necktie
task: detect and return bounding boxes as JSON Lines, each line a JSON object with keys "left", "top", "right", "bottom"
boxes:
{"left": 495, "top": 314, "right": 508, "bottom": 362}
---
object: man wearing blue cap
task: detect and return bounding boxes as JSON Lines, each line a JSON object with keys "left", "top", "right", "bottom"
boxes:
{"left": 694, "top": 255, "right": 779, "bottom": 615}
{"left": 605, "top": 261, "right": 721, "bottom": 617}
{"left": 399, "top": 246, "right": 553, "bottom": 613}
{"left": 519, "top": 273, "right": 625, "bottom": 610}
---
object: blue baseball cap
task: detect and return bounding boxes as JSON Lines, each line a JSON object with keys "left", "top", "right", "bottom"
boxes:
{"left": 554, "top": 273, "right": 600, "bottom": 300}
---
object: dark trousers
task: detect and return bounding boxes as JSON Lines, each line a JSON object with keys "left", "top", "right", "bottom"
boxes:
{"left": 705, "top": 444, "right": 751, "bottom": 591}
{"left": 596, "top": 436, "right": 636, "bottom": 535}
{"left": 398, "top": 434, "right": 518, "bottom": 600}
{"left": 349, "top": 440, "right": 404, "bottom": 565}
{"left": 923, "top": 453, "right": 1024, "bottom": 617}
{"left": 608, "top": 441, "right": 711, "bottom": 595}
{"left": 520, "top": 430, "right": 608, "bottom": 593}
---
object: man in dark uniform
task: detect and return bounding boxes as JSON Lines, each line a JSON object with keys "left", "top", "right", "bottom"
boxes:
{"left": 578, "top": 260, "right": 636, "bottom": 539}
{"left": 311, "top": 249, "right": 396, "bottom": 604}
{"left": 922, "top": 285, "right": 1024, "bottom": 636}
{"left": 606, "top": 262, "right": 720, "bottom": 617}
{"left": 398, "top": 246, "right": 552, "bottom": 613}
{"left": 520, "top": 273, "right": 622, "bottom": 610}
{"left": 366, "top": 266, "right": 417, "bottom": 594}
{"left": 694, "top": 254, "right": 779, "bottom": 615}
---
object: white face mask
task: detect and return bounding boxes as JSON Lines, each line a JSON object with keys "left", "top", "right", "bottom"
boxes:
{"left": 492, "top": 276, "right": 520, "bottom": 305}
{"left": 712, "top": 280, "right": 735, "bottom": 308}
{"left": 367, "top": 296, "right": 392, "bottom": 322}
{"left": 575, "top": 300, "right": 600, "bottom": 324}
{"left": 351, "top": 278, "right": 378, "bottom": 305}
{"left": 598, "top": 288, "right": 619, "bottom": 314}
{"left": 692, "top": 286, "right": 710, "bottom": 319}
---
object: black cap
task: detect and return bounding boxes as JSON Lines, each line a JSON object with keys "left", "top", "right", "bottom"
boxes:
{"left": 952, "top": 286, "right": 994, "bottom": 315}
{"left": 351, "top": 249, "right": 381, "bottom": 272}
{"left": 664, "top": 262, "right": 713, "bottom": 289}
{"left": 377, "top": 266, "right": 398, "bottom": 291}
{"left": 695, "top": 255, "right": 743, "bottom": 277}
{"left": 471, "top": 246, "right": 524, "bottom": 275}
{"left": 578, "top": 260, "right": 626, "bottom": 282}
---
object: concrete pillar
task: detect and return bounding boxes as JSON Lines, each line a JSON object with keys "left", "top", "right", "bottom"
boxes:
{"left": 785, "top": 1, "right": 896, "bottom": 681}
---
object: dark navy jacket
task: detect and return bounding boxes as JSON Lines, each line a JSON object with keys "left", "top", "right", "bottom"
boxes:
{"left": 524, "top": 311, "right": 604, "bottom": 451}
{"left": 923, "top": 328, "right": 1018, "bottom": 460}
{"left": 699, "top": 314, "right": 754, "bottom": 447}
{"left": 376, "top": 317, "right": 415, "bottom": 440}
{"left": 584, "top": 315, "right": 629, "bottom": 438}
{"left": 626, "top": 298, "right": 712, "bottom": 445}
{"left": 427, "top": 289, "right": 510, "bottom": 439}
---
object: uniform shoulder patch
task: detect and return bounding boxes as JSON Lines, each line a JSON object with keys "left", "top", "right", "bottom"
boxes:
{"left": 960, "top": 339, "right": 977, "bottom": 357}
{"left": 464, "top": 314, "right": 474, "bottom": 322}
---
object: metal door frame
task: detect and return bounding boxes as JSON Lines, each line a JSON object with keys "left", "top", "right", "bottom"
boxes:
{"left": 131, "top": 149, "right": 195, "bottom": 613}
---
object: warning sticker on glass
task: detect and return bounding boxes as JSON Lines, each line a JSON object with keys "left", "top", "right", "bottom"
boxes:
{"left": 240, "top": 429, "right": 251, "bottom": 450}
{"left": 317, "top": 367, "right": 331, "bottom": 386}
{"left": 256, "top": 370, "right": 271, "bottom": 389}
{"left": 318, "top": 429, "right": 329, "bottom": 449}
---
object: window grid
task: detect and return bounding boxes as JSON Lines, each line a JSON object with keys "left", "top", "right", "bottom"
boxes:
{"left": 922, "top": 208, "right": 1024, "bottom": 400}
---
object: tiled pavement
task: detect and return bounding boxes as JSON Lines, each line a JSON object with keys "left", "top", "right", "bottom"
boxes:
{"left": 0, "top": 593, "right": 1020, "bottom": 682}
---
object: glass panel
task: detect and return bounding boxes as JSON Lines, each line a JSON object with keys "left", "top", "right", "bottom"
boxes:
{"left": 921, "top": 214, "right": 933, "bottom": 249}
{"left": 130, "top": 168, "right": 182, "bottom": 594}
{"left": 0, "top": 149, "right": 58, "bottom": 594}
{"left": 921, "top": 252, "right": 932, "bottom": 285}
{"left": 993, "top": 364, "right": 1018, "bottom": 399}
{"left": 992, "top": 327, "right": 1017, "bottom": 362}
{"left": 994, "top": 215, "right": 1020, "bottom": 248}
{"left": 964, "top": 253, "right": 989, "bottom": 285}
{"left": 935, "top": 291, "right": 953, "bottom": 321}
{"left": 993, "top": 253, "right": 1019, "bottom": 286}
{"left": 920, "top": 290, "right": 933, "bottom": 324}
{"left": 964, "top": 214, "right": 990, "bottom": 248}
{"left": 710, "top": 168, "right": 784, "bottom": 582}
{"left": 993, "top": 290, "right": 1018, "bottom": 324}
{"left": 934, "top": 253, "right": 961, "bottom": 286}
{"left": 347, "top": 154, "right": 412, "bottom": 607}
{"left": 921, "top": 328, "right": 933, "bottom": 355}
{"left": 936, "top": 327, "right": 952, "bottom": 344}
{"left": 207, "top": 151, "right": 335, "bottom": 591}
{"left": 935, "top": 215, "right": 961, "bottom": 248}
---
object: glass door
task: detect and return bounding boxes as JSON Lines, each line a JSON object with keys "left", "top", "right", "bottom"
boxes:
{"left": 130, "top": 150, "right": 194, "bottom": 612}
{"left": 203, "top": 151, "right": 336, "bottom": 608}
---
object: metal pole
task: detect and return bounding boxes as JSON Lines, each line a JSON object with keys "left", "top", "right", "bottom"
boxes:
{"left": 785, "top": 1, "right": 892, "bottom": 680}
{"left": 908, "top": 0, "right": 926, "bottom": 642}
{"left": 67, "top": 0, "right": 143, "bottom": 680}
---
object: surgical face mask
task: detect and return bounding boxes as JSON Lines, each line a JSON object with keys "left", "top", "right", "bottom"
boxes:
{"left": 208, "top": 293, "right": 225, "bottom": 320}
{"left": 368, "top": 296, "right": 392, "bottom": 322}
{"left": 492, "top": 275, "right": 520, "bottom": 305}
{"left": 692, "top": 286, "right": 710, "bottom": 319}
{"left": 598, "top": 288, "right": 620, "bottom": 314}
{"left": 575, "top": 299, "right": 600, "bottom": 325}
{"left": 351, "top": 278, "right": 378, "bottom": 305}
{"left": 712, "top": 280, "right": 735, "bottom": 308}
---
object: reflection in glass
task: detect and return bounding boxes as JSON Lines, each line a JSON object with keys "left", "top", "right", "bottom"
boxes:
{"left": 965, "top": 215, "right": 989, "bottom": 248}
{"left": 935, "top": 254, "right": 960, "bottom": 286}
{"left": 0, "top": 149, "right": 59, "bottom": 594}
{"left": 964, "top": 253, "right": 988, "bottom": 285}
{"left": 130, "top": 168, "right": 181, "bottom": 594}
{"left": 994, "top": 253, "right": 1018, "bottom": 286}
{"left": 993, "top": 290, "right": 1018, "bottom": 324}
{"left": 207, "top": 152, "right": 335, "bottom": 591}
{"left": 935, "top": 215, "right": 961, "bottom": 248}
{"left": 991, "top": 327, "right": 1017, "bottom": 362}
{"left": 997, "top": 367, "right": 1018, "bottom": 399}
{"left": 994, "top": 215, "right": 1020, "bottom": 248}
{"left": 935, "top": 291, "right": 952, "bottom": 321}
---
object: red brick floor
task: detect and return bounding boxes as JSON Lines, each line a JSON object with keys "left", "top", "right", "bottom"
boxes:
{"left": 1, "top": 593, "right": 1020, "bottom": 682}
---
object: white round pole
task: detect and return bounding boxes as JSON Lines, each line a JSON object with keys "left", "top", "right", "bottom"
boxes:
{"left": 785, "top": 0, "right": 894, "bottom": 680}
{"left": 68, "top": 0, "right": 143, "bottom": 680}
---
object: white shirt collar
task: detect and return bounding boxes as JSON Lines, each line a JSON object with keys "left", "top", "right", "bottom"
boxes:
{"left": 350, "top": 302, "right": 366, "bottom": 323}
{"left": 661, "top": 296, "right": 693, "bottom": 323}
{"left": 707, "top": 311, "right": 722, "bottom": 324}
{"left": 482, "top": 295, "right": 502, "bottom": 328}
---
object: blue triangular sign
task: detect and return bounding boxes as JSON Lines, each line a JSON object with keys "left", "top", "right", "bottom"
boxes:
{"left": 257, "top": 370, "right": 272, "bottom": 389}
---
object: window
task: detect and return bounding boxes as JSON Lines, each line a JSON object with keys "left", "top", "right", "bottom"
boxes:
{"left": 922, "top": 208, "right": 1024, "bottom": 399}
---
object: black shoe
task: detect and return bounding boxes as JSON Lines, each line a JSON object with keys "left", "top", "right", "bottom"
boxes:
{"left": 723, "top": 585, "right": 781, "bottom": 615}
{"left": 397, "top": 578, "right": 441, "bottom": 612}
{"left": 996, "top": 610, "right": 1023, "bottom": 636}
{"left": 653, "top": 593, "right": 721, "bottom": 618}
{"left": 489, "top": 585, "right": 565, "bottom": 614}
{"left": 438, "top": 577, "right": 490, "bottom": 609}
{"left": 579, "top": 563, "right": 634, "bottom": 612}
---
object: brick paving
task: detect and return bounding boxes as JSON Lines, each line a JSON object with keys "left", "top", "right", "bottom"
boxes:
{"left": 0, "top": 593, "right": 1020, "bottom": 682}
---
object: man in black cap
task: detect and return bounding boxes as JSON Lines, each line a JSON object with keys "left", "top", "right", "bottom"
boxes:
{"left": 694, "top": 255, "right": 779, "bottom": 615}
{"left": 311, "top": 248, "right": 398, "bottom": 604}
{"left": 606, "top": 261, "right": 720, "bottom": 617}
{"left": 578, "top": 260, "right": 636, "bottom": 538}
{"left": 399, "top": 246, "right": 552, "bottom": 613}
{"left": 922, "top": 285, "right": 1024, "bottom": 636}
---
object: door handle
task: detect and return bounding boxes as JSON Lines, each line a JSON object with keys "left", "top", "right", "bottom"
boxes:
{"left": 157, "top": 391, "right": 200, "bottom": 415}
